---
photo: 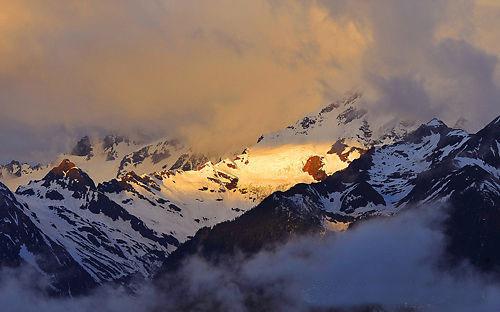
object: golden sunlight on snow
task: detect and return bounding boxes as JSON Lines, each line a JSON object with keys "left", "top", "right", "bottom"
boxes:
{"left": 220, "top": 144, "right": 351, "bottom": 192}
{"left": 158, "top": 142, "right": 361, "bottom": 209}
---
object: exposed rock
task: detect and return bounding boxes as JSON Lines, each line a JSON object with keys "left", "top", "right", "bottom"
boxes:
{"left": 302, "top": 156, "right": 327, "bottom": 181}
{"left": 337, "top": 106, "right": 367, "bottom": 124}
{"left": 71, "top": 136, "right": 93, "bottom": 157}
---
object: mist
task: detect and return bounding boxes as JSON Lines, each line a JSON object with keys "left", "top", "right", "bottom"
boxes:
{"left": 2, "top": 205, "right": 500, "bottom": 311}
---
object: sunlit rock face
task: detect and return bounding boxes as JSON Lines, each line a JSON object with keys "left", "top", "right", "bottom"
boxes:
{"left": 0, "top": 135, "right": 199, "bottom": 191}
{"left": 303, "top": 155, "right": 328, "bottom": 181}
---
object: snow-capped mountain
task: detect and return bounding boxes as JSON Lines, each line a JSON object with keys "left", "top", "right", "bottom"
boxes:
{"left": 0, "top": 160, "right": 44, "bottom": 179}
{"left": 15, "top": 160, "right": 180, "bottom": 283}
{"left": 1, "top": 93, "right": 415, "bottom": 196}
{"left": 256, "top": 92, "right": 413, "bottom": 148}
{"left": 2, "top": 93, "right": 496, "bottom": 294}
{"left": 0, "top": 135, "right": 142, "bottom": 190}
{"left": 117, "top": 93, "right": 418, "bottom": 217}
{"left": 162, "top": 115, "right": 500, "bottom": 272}
{"left": 100, "top": 164, "right": 255, "bottom": 244}
{"left": 0, "top": 181, "right": 96, "bottom": 295}
{"left": 0, "top": 93, "right": 427, "bottom": 293}
{"left": 0, "top": 160, "right": 50, "bottom": 191}
{"left": 67, "top": 93, "right": 421, "bottom": 265}
{"left": 0, "top": 134, "right": 201, "bottom": 191}
{"left": 11, "top": 156, "right": 261, "bottom": 286}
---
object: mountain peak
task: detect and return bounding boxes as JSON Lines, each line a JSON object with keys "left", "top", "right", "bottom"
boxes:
{"left": 52, "top": 159, "right": 77, "bottom": 175}
{"left": 424, "top": 118, "right": 447, "bottom": 128}
{"left": 483, "top": 115, "right": 500, "bottom": 130}
{"left": 43, "top": 159, "right": 95, "bottom": 190}
{"left": 71, "top": 136, "right": 93, "bottom": 157}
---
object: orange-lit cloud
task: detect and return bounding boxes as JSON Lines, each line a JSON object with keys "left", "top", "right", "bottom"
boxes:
{"left": 0, "top": 0, "right": 499, "bottom": 162}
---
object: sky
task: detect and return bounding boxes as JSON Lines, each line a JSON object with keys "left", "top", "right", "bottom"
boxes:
{"left": 1, "top": 0, "right": 500, "bottom": 163}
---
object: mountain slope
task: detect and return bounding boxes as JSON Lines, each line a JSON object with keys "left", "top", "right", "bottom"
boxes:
{"left": 0, "top": 182, "right": 96, "bottom": 295}
{"left": 0, "top": 161, "right": 50, "bottom": 191}
{"left": 104, "top": 93, "right": 420, "bottom": 231}
{"left": 256, "top": 92, "right": 413, "bottom": 148}
{"left": 0, "top": 135, "right": 200, "bottom": 191}
{"left": 4, "top": 94, "right": 491, "bottom": 292}
{"left": 161, "top": 115, "right": 500, "bottom": 273}
{"left": 86, "top": 94, "right": 423, "bottom": 264}
{"left": 15, "top": 160, "right": 180, "bottom": 284}
{"left": 99, "top": 165, "right": 256, "bottom": 244}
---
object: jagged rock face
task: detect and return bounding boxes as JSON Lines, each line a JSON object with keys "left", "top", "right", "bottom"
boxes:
{"left": 71, "top": 136, "right": 93, "bottom": 157}
{"left": 328, "top": 139, "right": 367, "bottom": 162}
{"left": 102, "top": 135, "right": 126, "bottom": 150}
{"left": 117, "top": 139, "right": 183, "bottom": 176}
{"left": 102, "top": 135, "right": 130, "bottom": 161}
{"left": 1, "top": 160, "right": 24, "bottom": 177}
{"left": 395, "top": 117, "right": 500, "bottom": 272}
{"left": 42, "top": 159, "right": 96, "bottom": 198}
{"left": 0, "top": 182, "right": 96, "bottom": 295}
{"left": 337, "top": 106, "right": 367, "bottom": 125}
{"left": 0, "top": 90, "right": 497, "bottom": 296}
{"left": 456, "top": 116, "right": 499, "bottom": 169}
{"left": 302, "top": 156, "right": 327, "bottom": 181}
{"left": 169, "top": 153, "right": 209, "bottom": 171}
{"left": 161, "top": 115, "right": 500, "bottom": 274}
{"left": 256, "top": 92, "right": 413, "bottom": 148}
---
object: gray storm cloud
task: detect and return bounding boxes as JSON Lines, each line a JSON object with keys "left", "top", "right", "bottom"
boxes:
{"left": 0, "top": 0, "right": 499, "bottom": 163}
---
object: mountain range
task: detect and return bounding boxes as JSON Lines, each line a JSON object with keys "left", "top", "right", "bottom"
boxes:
{"left": 0, "top": 93, "right": 498, "bottom": 296}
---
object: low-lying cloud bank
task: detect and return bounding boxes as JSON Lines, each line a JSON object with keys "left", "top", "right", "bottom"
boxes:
{"left": 2, "top": 207, "right": 500, "bottom": 311}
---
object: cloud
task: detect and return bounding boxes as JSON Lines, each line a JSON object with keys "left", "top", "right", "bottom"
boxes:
{"left": 1, "top": 0, "right": 500, "bottom": 163}
{"left": 2, "top": 206, "right": 500, "bottom": 311}
{"left": 151, "top": 207, "right": 500, "bottom": 311}
{"left": 318, "top": 0, "right": 500, "bottom": 129}
{"left": 0, "top": 0, "right": 366, "bottom": 162}
{"left": 0, "top": 265, "right": 158, "bottom": 312}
